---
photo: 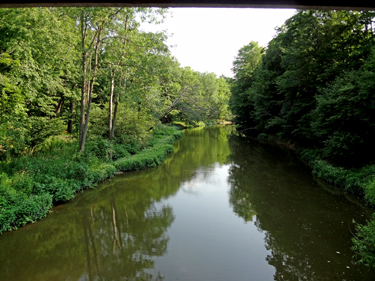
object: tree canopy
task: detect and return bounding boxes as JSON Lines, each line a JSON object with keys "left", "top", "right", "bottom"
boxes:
{"left": 0, "top": 7, "right": 232, "bottom": 160}
{"left": 230, "top": 10, "right": 375, "bottom": 268}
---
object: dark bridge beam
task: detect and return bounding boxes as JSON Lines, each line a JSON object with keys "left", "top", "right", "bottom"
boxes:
{"left": 0, "top": 0, "right": 374, "bottom": 10}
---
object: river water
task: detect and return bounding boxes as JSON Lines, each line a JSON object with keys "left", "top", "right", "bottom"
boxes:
{"left": 0, "top": 126, "right": 374, "bottom": 281}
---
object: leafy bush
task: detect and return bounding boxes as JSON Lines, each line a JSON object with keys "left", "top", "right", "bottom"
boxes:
{"left": 0, "top": 191, "right": 53, "bottom": 233}
{"left": 33, "top": 135, "right": 69, "bottom": 154}
{"left": 112, "top": 143, "right": 130, "bottom": 160}
{"left": 194, "top": 121, "right": 206, "bottom": 127}
{"left": 312, "top": 53, "right": 375, "bottom": 167}
{"left": 84, "top": 138, "right": 113, "bottom": 161}
{"left": 312, "top": 160, "right": 375, "bottom": 196}
{"left": 119, "top": 136, "right": 142, "bottom": 154}
{"left": 114, "top": 144, "right": 174, "bottom": 171}
{"left": 0, "top": 125, "right": 183, "bottom": 234}
{"left": 365, "top": 181, "right": 375, "bottom": 206}
{"left": 27, "top": 117, "right": 66, "bottom": 148}
{"left": 87, "top": 104, "right": 108, "bottom": 137}
{"left": 153, "top": 124, "right": 180, "bottom": 136}
{"left": 0, "top": 122, "right": 28, "bottom": 161}
{"left": 115, "top": 127, "right": 183, "bottom": 172}
{"left": 204, "top": 120, "right": 217, "bottom": 125}
{"left": 298, "top": 147, "right": 375, "bottom": 198}
{"left": 352, "top": 214, "right": 375, "bottom": 269}
{"left": 86, "top": 163, "right": 117, "bottom": 184}
{"left": 7, "top": 170, "right": 32, "bottom": 192}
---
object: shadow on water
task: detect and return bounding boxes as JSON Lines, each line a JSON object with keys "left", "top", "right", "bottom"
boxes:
{"left": 0, "top": 126, "right": 235, "bottom": 281}
{"left": 0, "top": 126, "right": 374, "bottom": 281}
{"left": 228, "top": 135, "right": 375, "bottom": 281}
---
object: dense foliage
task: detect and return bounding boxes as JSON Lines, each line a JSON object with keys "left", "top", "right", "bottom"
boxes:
{"left": 0, "top": 7, "right": 233, "bottom": 234}
{"left": 0, "top": 124, "right": 183, "bottom": 234}
{"left": 229, "top": 10, "right": 375, "bottom": 268}
{"left": 0, "top": 7, "right": 232, "bottom": 160}
{"left": 0, "top": 126, "right": 234, "bottom": 280}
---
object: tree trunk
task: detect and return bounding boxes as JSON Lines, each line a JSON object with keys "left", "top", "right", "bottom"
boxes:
{"left": 110, "top": 15, "right": 129, "bottom": 141}
{"left": 55, "top": 96, "right": 65, "bottom": 116}
{"left": 111, "top": 75, "right": 126, "bottom": 140}
{"left": 79, "top": 11, "right": 87, "bottom": 150}
{"left": 80, "top": 28, "right": 102, "bottom": 152}
{"left": 67, "top": 98, "right": 75, "bottom": 134}
{"left": 147, "top": 85, "right": 197, "bottom": 131}
{"left": 108, "top": 72, "right": 115, "bottom": 140}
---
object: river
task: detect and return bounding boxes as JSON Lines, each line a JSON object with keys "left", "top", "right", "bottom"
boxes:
{"left": 0, "top": 126, "right": 374, "bottom": 281}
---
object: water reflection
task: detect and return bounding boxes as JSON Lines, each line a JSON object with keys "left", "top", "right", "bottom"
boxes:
{"left": 227, "top": 135, "right": 375, "bottom": 281}
{"left": 81, "top": 198, "right": 173, "bottom": 281}
{"left": 0, "top": 175, "right": 175, "bottom": 281}
{"left": 0, "top": 126, "right": 235, "bottom": 281}
{"left": 0, "top": 126, "right": 374, "bottom": 281}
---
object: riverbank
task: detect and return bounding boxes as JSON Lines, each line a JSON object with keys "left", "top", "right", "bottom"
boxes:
{"left": 298, "top": 147, "right": 375, "bottom": 268}
{"left": 172, "top": 120, "right": 233, "bottom": 129}
{"left": 252, "top": 133, "right": 375, "bottom": 205}
{"left": 248, "top": 131, "right": 375, "bottom": 268}
{"left": 300, "top": 150, "right": 375, "bottom": 268}
{"left": 0, "top": 125, "right": 183, "bottom": 234}
{"left": 3, "top": 125, "right": 373, "bottom": 280}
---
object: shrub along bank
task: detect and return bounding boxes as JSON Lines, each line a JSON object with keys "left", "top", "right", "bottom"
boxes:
{"left": 256, "top": 135, "right": 375, "bottom": 268}
{"left": 298, "top": 148, "right": 375, "bottom": 268}
{"left": 298, "top": 148, "right": 375, "bottom": 203}
{"left": 172, "top": 120, "right": 217, "bottom": 129}
{"left": 228, "top": 9, "right": 375, "bottom": 269}
{"left": 0, "top": 125, "right": 183, "bottom": 234}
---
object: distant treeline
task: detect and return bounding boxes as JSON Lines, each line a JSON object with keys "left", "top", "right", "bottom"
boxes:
{"left": 229, "top": 10, "right": 375, "bottom": 268}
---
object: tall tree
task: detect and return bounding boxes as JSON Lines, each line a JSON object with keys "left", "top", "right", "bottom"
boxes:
{"left": 229, "top": 41, "right": 263, "bottom": 128}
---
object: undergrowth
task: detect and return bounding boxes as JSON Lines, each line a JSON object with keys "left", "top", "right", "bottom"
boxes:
{"left": 298, "top": 147, "right": 375, "bottom": 268}
{"left": 249, "top": 134, "right": 375, "bottom": 269}
{"left": 0, "top": 125, "right": 183, "bottom": 234}
{"left": 298, "top": 147, "right": 375, "bottom": 204}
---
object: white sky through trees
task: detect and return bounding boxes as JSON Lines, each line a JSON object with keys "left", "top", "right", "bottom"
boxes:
{"left": 141, "top": 8, "right": 296, "bottom": 77}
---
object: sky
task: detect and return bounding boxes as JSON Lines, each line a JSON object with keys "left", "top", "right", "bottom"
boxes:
{"left": 141, "top": 8, "right": 296, "bottom": 77}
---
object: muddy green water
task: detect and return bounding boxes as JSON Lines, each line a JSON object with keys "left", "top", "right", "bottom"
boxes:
{"left": 1, "top": 126, "right": 374, "bottom": 281}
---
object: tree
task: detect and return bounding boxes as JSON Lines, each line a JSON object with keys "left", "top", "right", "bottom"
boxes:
{"left": 0, "top": 8, "right": 79, "bottom": 156}
{"left": 312, "top": 46, "right": 375, "bottom": 166}
{"left": 229, "top": 41, "right": 263, "bottom": 128}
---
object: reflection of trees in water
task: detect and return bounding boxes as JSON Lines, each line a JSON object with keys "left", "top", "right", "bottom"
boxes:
{"left": 179, "top": 126, "right": 234, "bottom": 167}
{"left": 229, "top": 180, "right": 257, "bottom": 222}
{"left": 81, "top": 196, "right": 173, "bottom": 281}
{"left": 0, "top": 126, "right": 234, "bottom": 281}
{"left": 227, "top": 136, "right": 375, "bottom": 281}
{"left": 0, "top": 168, "right": 177, "bottom": 281}
{"left": 77, "top": 126, "right": 235, "bottom": 280}
{"left": 80, "top": 126, "right": 236, "bottom": 281}
{"left": 263, "top": 231, "right": 319, "bottom": 281}
{"left": 162, "top": 126, "right": 234, "bottom": 195}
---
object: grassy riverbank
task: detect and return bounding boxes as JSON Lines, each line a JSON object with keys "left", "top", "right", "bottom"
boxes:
{"left": 253, "top": 134, "right": 375, "bottom": 207}
{"left": 255, "top": 134, "right": 375, "bottom": 268}
{"left": 0, "top": 125, "right": 183, "bottom": 234}
{"left": 298, "top": 148, "right": 375, "bottom": 268}
{"left": 172, "top": 119, "right": 231, "bottom": 129}
{"left": 298, "top": 148, "right": 375, "bottom": 205}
